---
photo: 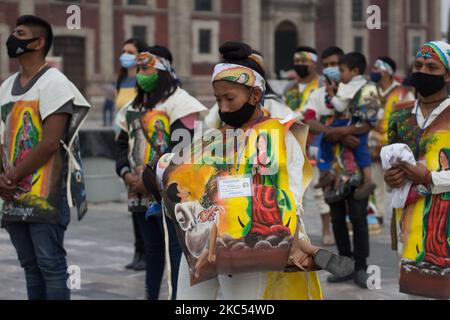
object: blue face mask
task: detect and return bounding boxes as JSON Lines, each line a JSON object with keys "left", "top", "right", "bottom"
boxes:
{"left": 370, "top": 72, "right": 382, "bottom": 83}
{"left": 323, "top": 66, "right": 341, "bottom": 83}
{"left": 120, "top": 53, "right": 137, "bottom": 69}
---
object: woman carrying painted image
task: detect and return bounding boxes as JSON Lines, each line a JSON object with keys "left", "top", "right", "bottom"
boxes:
{"left": 156, "top": 42, "right": 354, "bottom": 300}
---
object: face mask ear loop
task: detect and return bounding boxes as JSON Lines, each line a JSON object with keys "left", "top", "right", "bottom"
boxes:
{"left": 248, "top": 87, "right": 265, "bottom": 107}
{"left": 247, "top": 87, "right": 255, "bottom": 105}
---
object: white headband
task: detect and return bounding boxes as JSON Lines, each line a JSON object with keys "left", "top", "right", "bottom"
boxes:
{"left": 294, "top": 51, "right": 318, "bottom": 63}
{"left": 374, "top": 59, "right": 394, "bottom": 75}
{"left": 211, "top": 63, "right": 266, "bottom": 92}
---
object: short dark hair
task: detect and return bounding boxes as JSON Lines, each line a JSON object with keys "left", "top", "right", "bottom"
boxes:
{"left": 295, "top": 46, "right": 318, "bottom": 55}
{"left": 123, "top": 38, "right": 147, "bottom": 54}
{"left": 321, "top": 46, "right": 344, "bottom": 60}
{"left": 377, "top": 56, "right": 397, "bottom": 74}
{"left": 339, "top": 52, "right": 367, "bottom": 75}
{"left": 16, "top": 15, "right": 53, "bottom": 56}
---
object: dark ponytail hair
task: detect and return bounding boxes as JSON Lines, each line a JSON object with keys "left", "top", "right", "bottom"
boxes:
{"left": 133, "top": 45, "right": 179, "bottom": 110}
{"left": 220, "top": 42, "right": 264, "bottom": 76}
{"left": 116, "top": 38, "right": 147, "bottom": 91}
{"left": 219, "top": 42, "right": 277, "bottom": 97}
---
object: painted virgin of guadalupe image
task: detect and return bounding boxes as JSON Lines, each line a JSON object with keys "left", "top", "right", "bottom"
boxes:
{"left": 14, "top": 111, "right": 40, "bottom": 194}
{"left": 152, "top": 119, "right": 169, "bottom": 156}
{"left": 417, "top": 148, "right": 450, "bottom": 268}
{"left": 247, "top": 132, "right": 291, "bottom": 241}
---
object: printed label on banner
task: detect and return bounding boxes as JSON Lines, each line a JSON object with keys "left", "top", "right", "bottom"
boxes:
{"left": 217, "top": 175, "right": 252, "bottom": 199}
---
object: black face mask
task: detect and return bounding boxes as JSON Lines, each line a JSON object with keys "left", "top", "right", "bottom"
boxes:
{"left": 294, "top": 65, "right": 310, "bottom": 78}
{"left": 411, "top": 72, "right": 447, "bottom": 97}
{"left": 6, "top": 35, "right": 39, "bottom": 58}
{"left": 219, "top": 102, "right": 256, "bottom": 128}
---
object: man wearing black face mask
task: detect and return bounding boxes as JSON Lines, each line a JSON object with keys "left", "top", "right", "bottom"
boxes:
{"left": 0, "top": 16, "right": 90, "bottom": 300}
{"left": 384, "top": 41, "right": 450, "bottom": 299}
{"left": 285, "top": 46, "right": 321, "bottom": 112}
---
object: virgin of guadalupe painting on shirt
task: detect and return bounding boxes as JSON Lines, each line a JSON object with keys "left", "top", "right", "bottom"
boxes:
{"left": 1, "top": 101, "right": 63, "bottom": 223}
{"left": 417, "top": 148, "right": 450, "bottom": 268}
{"left": 161, "top": 119, "right": 299, "bottom": 285}
{"left": 389, "top": 104, "right": 450, "bottom": 299}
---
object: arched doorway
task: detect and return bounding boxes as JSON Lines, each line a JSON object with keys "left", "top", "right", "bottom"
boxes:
{"left": 53, "top": 36, "right": 86, "bottom": 95}
{"left": 275, "top": 21, "right": 298, "bottom": 79}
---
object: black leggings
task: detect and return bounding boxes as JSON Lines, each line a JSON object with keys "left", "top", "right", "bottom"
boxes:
{"left": 132, "top": 212, "right": 145, "bottom": 254}
{"left": 329, "top": 195, "right": 370, "bottom": 271}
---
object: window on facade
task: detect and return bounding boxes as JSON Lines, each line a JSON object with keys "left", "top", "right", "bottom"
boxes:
{"left": 53, "top": 36, "right": 86, "bottom": 94}
{"left": 199, "top": 29, "right": 212, "bottom": 54}
{"left": 352, "top": 0, "right": 364, "bottom": 22}
{"left": 128, "top": 0, "right": 147, "bottom": 5}
{"left": 132, "top": 26, "right": 147, "bottom": 43}
{"left": 127, "top": 0, "right": 147, "bottom": 6}
{"left": 354, "top": 36, "right": 364, "bottom": 53}
{"left": 410, "top": 0, "right": 421, "bottom": 23}
{"left": 195, "top": 0, "right": 213, "bottom": 11}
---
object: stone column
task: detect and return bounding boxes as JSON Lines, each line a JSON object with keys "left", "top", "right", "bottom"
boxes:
{"left": 301, "top": 5, "right": 317, "bottom": 48}
{"left": 0, "top": 24, "right": 10, "bottom": 79}
{"left": 100, "top": 0, "right": 114, "bottom": 81}
{"left": 433, "top": 0, "right": 442, "bottom": 40}
{"left": 261, "top": 3, "right": 276, "bottom": 78}
{"left": 389, "top": 0, "right": 406, "bottom": 74}
{"left": 335, "top": 0, "right": 353, "bottom": 52}
{"left": 19, "top": 0, "right": 35, "bottom": 15}
{"left": 168, "top": 0, "right": 192, "bottom": 77}
{"left": 242, "top": 0, "right": 262, "bottom": 50}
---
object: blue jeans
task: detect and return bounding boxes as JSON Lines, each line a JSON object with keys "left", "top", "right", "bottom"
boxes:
{"left": 4, "top": 194, "right": 71, "bottom": 300}
{"left": 318, "top": 119, "right": 371, "bottom": 172}
{"left": 135, "top": 212, "right": 182, "bottom": 300}
{"left": 103, "top": 99, "right": 114, "bottom": 126}
{"left": 5, "top": 222, "right": 70, "bottom": 300}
